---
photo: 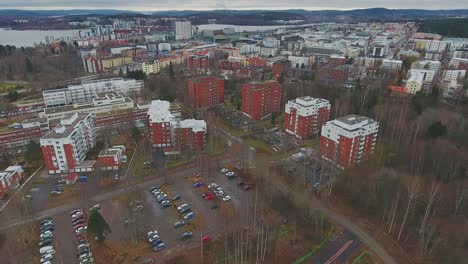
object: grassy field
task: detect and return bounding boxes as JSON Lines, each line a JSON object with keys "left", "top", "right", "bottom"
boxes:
{"left": 164, "top": 156, "right": 194, "bottom": 169}
{"left": 0, "top": 82, "right": 27, "bottom": 93}
{"left": 244, "top": 137, "right": 272, "bottom": 153}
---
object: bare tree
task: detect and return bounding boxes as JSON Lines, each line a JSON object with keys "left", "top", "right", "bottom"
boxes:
{"left": 397, "top": 179, "right": 421, "bottom": 241}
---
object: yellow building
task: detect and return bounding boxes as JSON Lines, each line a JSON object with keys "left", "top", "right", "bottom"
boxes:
{"left": 101, "top": 56, "right": 133, "bottom": 70}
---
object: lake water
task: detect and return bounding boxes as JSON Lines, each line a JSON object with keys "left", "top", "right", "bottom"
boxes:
{"left": 196, "top": 23, "right": 314, "bottom": 32}
{"left": 0, "top": 28, "right": 81, "bottom": 47}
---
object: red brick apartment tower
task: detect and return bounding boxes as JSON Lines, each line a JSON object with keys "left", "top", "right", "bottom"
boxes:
{"left": 187, "top": 77, "right": 225, "bottom": 109}
{"left": 284, "top": 96, "right": 331, "bottom": 139}
{"left": 147, "top": 100, "right": 207, "bottom": 155}
{"left": 241, "top": 80, "right": 281, "bottom": 121}
{"left": 320, "top": 115, "right": 379, "bottom": 169}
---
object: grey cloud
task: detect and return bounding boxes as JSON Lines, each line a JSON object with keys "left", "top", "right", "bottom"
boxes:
{"left": 0, "top": 0, "right": 467, "bottom": 10}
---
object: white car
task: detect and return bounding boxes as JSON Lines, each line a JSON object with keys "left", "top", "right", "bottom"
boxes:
{"left": 226, "top": 171, "right": 236, "bottom": 177}
{"left": 223, "top": 195, "right": 232, "bottom": 202}
{"left": 220, "top": 168, "right": 229, "bottom": 173}
{"left": 75, "top": 226, "right": 87, "bottom": 234}
{"left": 40, "top": 254, "right": 53, "bottom": 263}
{"left": 79, "top": 252, "right": 92, "bottom": 259}
{"left": 72, "top": 211, "right": 83, "bottom": 218}
{"left": 40, "top": 231, "right": 53, "bottom": 238}
{"left": 147, "top": 230, "right": 159, "bottom": 238}
{"left": 208, "top": 183, "right": 219, "bottom": 189}
{"left": 148, "top": 235, "right": 160, "bottom": 243}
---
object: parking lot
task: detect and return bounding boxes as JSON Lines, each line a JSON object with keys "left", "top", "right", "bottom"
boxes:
{"left": 44, "top": 162, "right": 254, "bottom": 262}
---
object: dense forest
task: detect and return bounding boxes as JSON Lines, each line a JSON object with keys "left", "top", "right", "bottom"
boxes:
{"left": 418, "top": 18, "right": 468, "bottom": 38}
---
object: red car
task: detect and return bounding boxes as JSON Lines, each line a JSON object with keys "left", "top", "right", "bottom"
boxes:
{"left": 202, "top": 235, "right": 212, "bottom": 242}
{"left": 203, "top": 194, "right": 214, "bottom": 201}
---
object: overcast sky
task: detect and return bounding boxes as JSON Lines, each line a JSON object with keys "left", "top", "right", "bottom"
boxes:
{"left": 0, "top": 0, "right": 467, "bottom": 11}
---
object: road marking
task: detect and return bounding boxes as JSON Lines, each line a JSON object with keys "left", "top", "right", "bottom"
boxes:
{"left": 324, "top": 240, "right": 353, "bottom": 264}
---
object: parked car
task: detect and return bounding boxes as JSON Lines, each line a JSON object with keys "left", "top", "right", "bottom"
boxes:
{"left": 40, "top": 253, "right": 53, "bottom": 263}
{"left": 89, "top": 204, "right": 101, "bottom": 211}
{"left": 70, "top": 209, "right": 82, "bottom": 216}
{"left": 150, "top": 186, "right": 161, "bottom": 192}
{"left": 39, "top": 246, "right": 53, "bottom": 254}
{"left": 172, "top": 194, "right": 181, "bottom": 201}
{"left": 147, "top": 230, "right": 159, "bottom": 238}
{"left": 75, "top": 226, "right": 87, "bottom": 234}
{"left": 208, "top": 183, "right": 219, "bottom": 189}
{"left": 204, "top": 194, "right": 214, "bottom": 201}
{"left": 153, "top": 242, "right": 166, "bottom": 252}
{"left": 40, "top": 219, "right": 53, "bottom": 226}
{"left": 202, "top": 235, "right": 212, "bottom": 242}
{"left": 39, "top": 238, "right": 52, "bottom": 247}
{"left": 177, "top": 204, "right": 190, "bottom": 212}
{"left": 50, "top": 190, "right": 62, "bottom": 196}
{"left": 180, "top": 231, "right": 193, "bottom": 240}
{"left": 223, "top": 195, "right": 232, "bottom": 202}
{"left": 211, "top": 204, "right": 220, "bottom": 210}
{"left": 114, "top": 174, "right": 119, "bottom": 181}
{"left": 183, "top": 212, "right": 195, "bottom": 220}
{"left": 174, "top": 220, "right": 186, "bottom": 228}
{"left": 72, "top": 211, "right": 83, "bottom": 218}
{"left": 193, "top": 182, "right": 203, "bottom": 188}
{"left": 238, "top": 181, "right": 245, "bottom": 186}
{"left": 148, "top": 234, "right": 160, "bottom": 243}
{"left": 220, "top": 168, "right": 229, "bottom": 173}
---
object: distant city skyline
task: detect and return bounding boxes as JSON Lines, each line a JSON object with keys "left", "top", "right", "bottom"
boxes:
{"left": 0, "top": 0, "right": 468, "bottom": 11}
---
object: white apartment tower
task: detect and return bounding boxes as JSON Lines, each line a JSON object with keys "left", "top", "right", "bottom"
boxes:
{"left": 175, "top": 21, "right": 192, "bottom": 40}
{"left": 40, "top": 113, "right": 96, "bottom": 174}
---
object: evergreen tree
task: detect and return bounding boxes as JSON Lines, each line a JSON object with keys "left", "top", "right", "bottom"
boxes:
{"left": 87, "top": 209, "right": 111, "bottom": 241}
{"left": 25, "top": 140, "right": 42, "bottom": 166}
{"left": 25, "top": 58, "right": 33, "bottom": 73}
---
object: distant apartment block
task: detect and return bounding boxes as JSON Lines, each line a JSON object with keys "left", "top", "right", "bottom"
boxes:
{"left": 320, "top": 115, "right": 379, "bottom": 169}
{"left": 242, "top": 80, "right": 281, "bottom": 121}
{"left": 174, "top": 21, "right": 192, "bottom": 40}
{"left": 0, "top": 118, "right": 49, "bottom": 151}
{"left": 188, "top": 54, "right": 210, "bottom": 71}
{"left": 42, "top": 78, "right": 143, "bottom": 107}
{"left": 41, "top": 92, "right": 134, "bottom": 121}
{"left": 40, "top": 113, "right": 96, "bottom": 174}
{"left": 0, "top": 166, "right": 26, "bottom": 199}
{"left": 284, "top": 97, "right": 331, "bottom": 139}
{"left": 147, "top": 100, "right": 206, "bottom": 155}
{"left": 187, "top": 77, "right": 225, "bottom": 109}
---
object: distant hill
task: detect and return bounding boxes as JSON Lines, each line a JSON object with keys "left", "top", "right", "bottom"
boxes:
{"left": 1, "top": 8, "right": 468, "bottom": 21}
{"left": 418, "top": 18, "right": 468, "bottom": 38}
{"left": 0, "top": 9, "right": 141, "bottom": 18}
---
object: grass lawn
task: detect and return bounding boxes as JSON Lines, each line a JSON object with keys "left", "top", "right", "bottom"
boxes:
{"left": 222, "top": 123, "right": 248, "bottom": 137}
{"left": 0, "top": 82, "right": 26, "bottom": 93}
{"left": 244, "top": 137, "right": 272, "bottom": 153}
{"left": 164, "top": 156, "right": 194, "bottom": 169}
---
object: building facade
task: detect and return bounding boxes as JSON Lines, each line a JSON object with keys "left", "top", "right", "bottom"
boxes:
{"left": 0, "top": 166, "right": 26, "bottom": 199}
{"left": 284, "top": 96, "right": 331, "bottom": 139}
{"left": 187, "top": 77, "right": 225, "bottom": 109}
{"left": 241, "top": 80, "right": 281, "bottom": 121}
{"left": 320, "top": 115, "right": 379, "bottom": 169}
{"left": 97, "top": 145, "right": 126, "bottom": 170}
{"left": 175, "top": 21, "right": 192, "bottom": 40}
{"left": 147, "top": 100, "right": 206, "bottom": 155}
{"left": 43, "top": 78, "right": 143, "bottom": 107}
{"left": 40, "top": 113, "right": 96, "bottom": 174}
